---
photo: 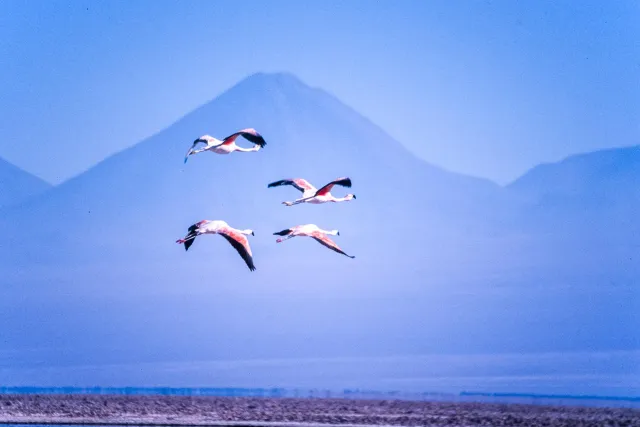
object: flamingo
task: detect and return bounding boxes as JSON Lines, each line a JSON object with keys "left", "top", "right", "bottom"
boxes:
{"left": 176, "top": 220, "right": 256, "bottom": 271}
{"left": 184, "top": 128, "right": 266, "bottom": 163}
{"left": 268, "top": 177, "right": 356, "bottom": 206}
{"left": 273, "top": 224, "right": 355, "bottom": 258}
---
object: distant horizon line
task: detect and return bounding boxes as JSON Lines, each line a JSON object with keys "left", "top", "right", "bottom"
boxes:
{"left": 0, "top": 386, "right": 637, "bottom": 403}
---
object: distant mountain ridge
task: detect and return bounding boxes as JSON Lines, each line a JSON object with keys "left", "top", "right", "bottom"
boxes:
{"left": 0, "top": 157, "right": 51, "bottom": 208}
{"left": 505, "top": 144, "right": 640, "bottom": 237}
{"left": 508, "top": 144, "right": 640, "bottom": 202}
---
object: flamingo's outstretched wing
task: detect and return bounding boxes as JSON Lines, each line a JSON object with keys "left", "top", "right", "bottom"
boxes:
{"left": 310, "top": 231, "right": 355, "bottom": 259}
{"left": 268, "top": 178, "right": 316, "bottom": 193}
{"left": 184, "top": 138, "right": 214, "bottom": 163}
{"left": 219, "top": 228, "right": 256, "bottom": 271}
{"left": 222, "top": 128, "right": 266, "bottom": 148}
{"left": 315, "top": 177, "right": 352, "bottom": 196}
{"left": 176, "top": 223, "right": 200, "bottom": 251}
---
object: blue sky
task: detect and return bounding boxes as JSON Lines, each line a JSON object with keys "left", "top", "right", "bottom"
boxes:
{"left": 0, "top": 0, "right": 638, "bottom": 184}
{"left": 0, "top": 1, "right": 638, "bottom": 395}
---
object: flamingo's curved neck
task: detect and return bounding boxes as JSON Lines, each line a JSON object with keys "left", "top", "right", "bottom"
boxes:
{"left": 318, "top": 228, "right": 338, "bottom": 236}
{"left": 332, "top": 195, "right": 353, "bottom": 203}
{"left": 234, "top": 145, "right": 260, "bottom": 152}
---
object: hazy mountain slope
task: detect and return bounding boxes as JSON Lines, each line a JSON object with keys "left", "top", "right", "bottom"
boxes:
{"left": 0, "top": 73, "right": 635, "bottom": 382}
{"left": 507, "top": 145, "right": 640, "bottom": 239}
{"left": 509, "top": 145, "right": 640, "bottom": 205}
{"left": 0, "top": 157, "right": 50, "bottom": 208}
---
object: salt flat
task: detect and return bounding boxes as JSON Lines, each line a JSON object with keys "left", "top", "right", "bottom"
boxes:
{"left": 0, "top": 394, "right": 638, "bottom": 427}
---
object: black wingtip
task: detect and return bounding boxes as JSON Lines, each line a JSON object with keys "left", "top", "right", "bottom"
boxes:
{"left": 267, "top": 179, "right": 286, "bottom": 188}
{"left": 250, "top": 134, "right": 267, "bottom": 148}
{"left": 349, "top": 255, "right": 355, "bottom": 259}
{"left": 273, "top": 228, "right": 291, "bottom": 236}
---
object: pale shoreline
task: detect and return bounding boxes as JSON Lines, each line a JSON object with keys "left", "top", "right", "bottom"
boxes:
{"left": 0, "top": 394, "right": 638, "bottom": 427}
{"left": 0, "top": 417, "right": 384, "bottom": 427}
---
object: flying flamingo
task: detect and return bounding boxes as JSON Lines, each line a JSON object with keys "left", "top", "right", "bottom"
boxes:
{"left": 176, "top": 220, "right": 256, "bottom": 271}
{"left": 184, "top": 128, "right": 266, "bottom": 163}
{"left": 268, "top": 177, "right": 356, "bottom": 206}
{"left": 273, "top": 224, "right": 355, "bottom": 258}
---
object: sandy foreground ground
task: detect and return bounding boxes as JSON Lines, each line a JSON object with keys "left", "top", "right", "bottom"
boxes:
{"left": 0, "top": 394, "right": 638, "bottom": 427}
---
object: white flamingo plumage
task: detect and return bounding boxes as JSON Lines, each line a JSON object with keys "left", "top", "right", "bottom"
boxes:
{"left": 273, "top": 224, "right": 355, "bottom": 258}
{"left": 176, "top": 220, "right": 256, "bottom": 271}
{"left": 268, "top": 177, "right": 356, "bottom": 206}
{"left": 184, "top": 128, "right": 266, "bottom": 163}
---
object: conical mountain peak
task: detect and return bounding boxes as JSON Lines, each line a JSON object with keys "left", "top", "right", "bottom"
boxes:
{"left": 213, "top": 71, "right": 314, "bottom": 106}
{"left": 238, "top": 71, "right": 308, "bottom": 89}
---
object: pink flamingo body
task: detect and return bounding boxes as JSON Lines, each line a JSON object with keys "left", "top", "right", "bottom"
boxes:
{"left": 268, "top": 177, "right": 356, "bottom": 206}
{"left": 185, "top": 128, "right": 266, "bottom": 163}
{"left": 176, "top": 220, "right": 256, "bottom": 271}
{"left": 273, "top": 224, "right": 355, "bottom": 258}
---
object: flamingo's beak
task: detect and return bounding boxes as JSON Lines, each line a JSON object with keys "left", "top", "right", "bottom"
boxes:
{"left": 251, "top": 231, "right": 255, "bottom": 236}
{"left": 353, "top": 194, "right": 357, "bottom": 199}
